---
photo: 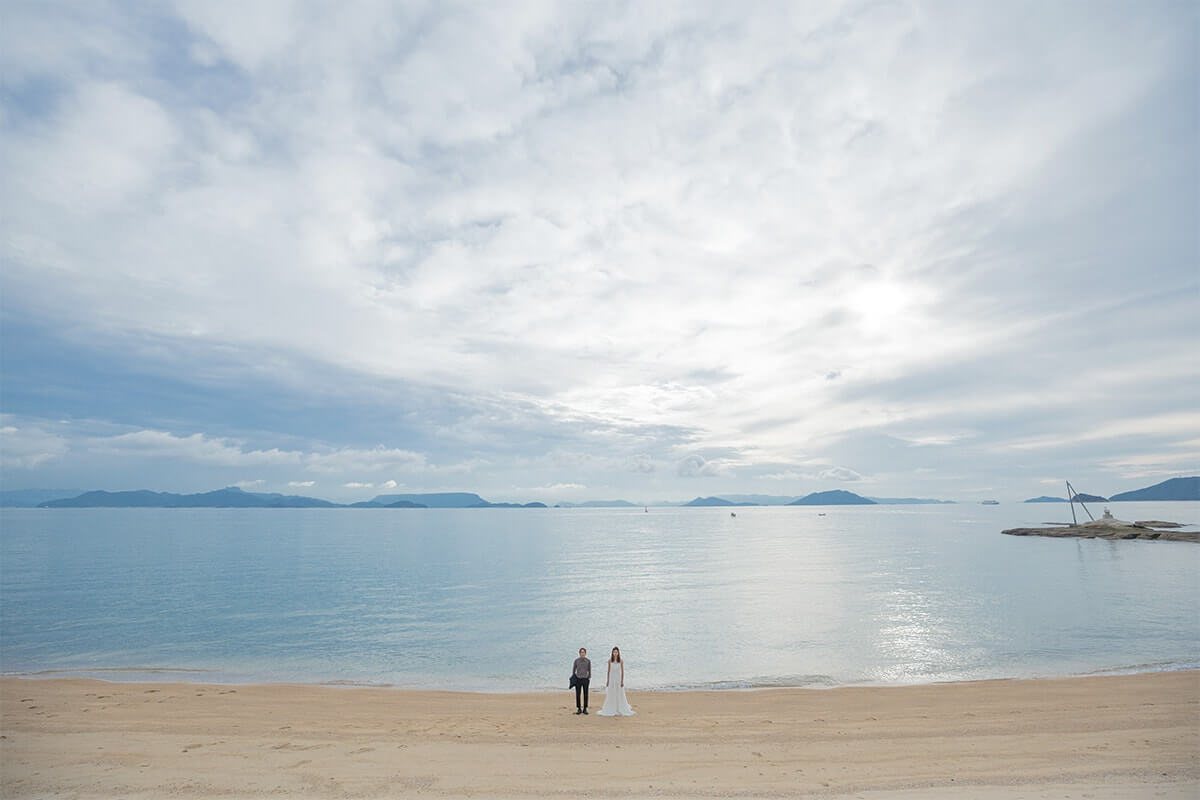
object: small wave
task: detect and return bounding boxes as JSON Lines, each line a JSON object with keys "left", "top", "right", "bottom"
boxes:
{"left": 2, "top": 666, "right": 224, "bottom": 683}
{"left": 1077, "top": 660, "right": 1200, "bottom": 677}
{"left": 647, "top": 674, "right": 843, "bottom": 691}
{"left": 320, "top": 679, "right": 395, "bottom": 688}
{"left": 15, "top": 666, "right": 218, "bottom": 677}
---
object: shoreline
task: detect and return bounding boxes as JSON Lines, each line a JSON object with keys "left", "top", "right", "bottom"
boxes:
{"left": 5, "top": 659, "right": 1198, "bottom": 693}
{"left": 3, "top": 671, "right": 1197, "bottom": 798}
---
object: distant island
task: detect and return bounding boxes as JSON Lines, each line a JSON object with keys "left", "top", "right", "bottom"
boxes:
{"left": 715, "top": 494, "right": 799, "bottom": 506}
{"left": 469, "top": 501, "right": 548, "bottom": 508}
{"left": 371, "top": 493, "right": 546, "bottom": 508}
{"left": 682, "top": 494, "right": 952, "bottom": 506}
{"left": 789, "top": 490, "right": 876, "bottom": 506}
{"left": 1109, "top": 476, "right": 1199, "bottom": 502}
{"left": 371, "top": 492, "right": 485, "bottom": 508}
{"left": 682, "top": 491, "right": 954, "bottom": 507}
{"left": 1023, "top": 477, "right": 1198, "bottom": 505}
{"left": 684, "top": 496, "right": 756, "bottom": 507}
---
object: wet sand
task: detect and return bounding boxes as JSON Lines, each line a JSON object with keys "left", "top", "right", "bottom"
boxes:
{"left": 2, "top": 671, "right": 1197, "bottom": 798}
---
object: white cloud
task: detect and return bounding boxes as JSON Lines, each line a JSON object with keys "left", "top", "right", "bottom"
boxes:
{"left": 762, "top": 470, "right": 807, "bottom": 482}
{"left": 174, "top": 0, "right": 303, "bottom": 73}
{"left": 0, "top": 420, "right": 70, "bottom": 469}
{"left": 1004, "top": 412, "right": 1200, "bottom": 452}
{"left": 4, "top": 425, "right": 431, "bottom": 484}
{"left": 287, "top": 480, "right": 316, "bottom": 488}
{"left": 818, "top": 466, "right": 862, "bottom": 482}
{"left": 233, "top": 479, "right": 265, "bottom": 488}
{"left": 89, "top": 430, "right": 301, "bottom": 467}
{"left": 677, "top": 454, "right": 726, "bottom": 478}
{"left": 343, "top": 481, "right": 374, "bottom": 489}
{"left": 305, "top": 447, "right": 426, "bottom": 474}
{"left": 892, "top": 433, "right": 972, "bottom": 447}
{"left": 627, "top": 455, "right": 657, "bottom": 474}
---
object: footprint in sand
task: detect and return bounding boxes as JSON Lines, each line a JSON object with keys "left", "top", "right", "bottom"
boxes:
{"left": 272, "top": 742, "right": 326, "bottom": 751}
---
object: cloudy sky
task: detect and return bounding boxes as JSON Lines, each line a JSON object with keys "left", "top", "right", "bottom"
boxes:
{"left": 1, "top": 0, "right": 1196, "bottom": 504}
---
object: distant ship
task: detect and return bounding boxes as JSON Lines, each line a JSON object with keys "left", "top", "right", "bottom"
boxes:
{"left": 981, "top": 500, "right": 1000, "bottom": 505}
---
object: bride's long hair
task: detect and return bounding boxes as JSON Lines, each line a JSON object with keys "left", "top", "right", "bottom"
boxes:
{"left": 610, "top": 646, "right": 621, "bottom": 663}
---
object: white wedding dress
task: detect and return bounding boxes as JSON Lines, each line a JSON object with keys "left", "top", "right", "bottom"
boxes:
{"left": 597, "top": 660, "right": 635, "bottom": 716}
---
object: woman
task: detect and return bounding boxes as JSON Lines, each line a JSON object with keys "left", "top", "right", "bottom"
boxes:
{"left": 597, "top": 646, "right": 636, "bottom": 716}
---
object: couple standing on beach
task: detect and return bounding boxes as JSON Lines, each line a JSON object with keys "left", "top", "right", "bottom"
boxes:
{"left": 571, "top": 647, "right": 636, "bottom": 717}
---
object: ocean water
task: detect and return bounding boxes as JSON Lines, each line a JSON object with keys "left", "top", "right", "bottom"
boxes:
{"left": 1, "top": 503, "right": 1197, "bottom": 691}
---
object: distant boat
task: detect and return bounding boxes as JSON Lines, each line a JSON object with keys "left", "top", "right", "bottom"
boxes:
{"left": 730, "top": 512, "right": 736, "bottom": 517}
{"left": 981, "top": 500, "right": 1000, "bottom": 505}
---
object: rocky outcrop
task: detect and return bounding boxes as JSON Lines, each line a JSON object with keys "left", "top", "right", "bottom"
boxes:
{"left": 1002, "top": 518, "right": 1198, "bottom": 542}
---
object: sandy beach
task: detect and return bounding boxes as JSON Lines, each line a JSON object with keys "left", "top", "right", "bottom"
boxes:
{"left": 1, "top": 671, "right": 1196, "bottom": 799}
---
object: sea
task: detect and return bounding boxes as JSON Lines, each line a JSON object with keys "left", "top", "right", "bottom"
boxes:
{"left": 1, "top": 503, "right": 1197, "bottom": 692}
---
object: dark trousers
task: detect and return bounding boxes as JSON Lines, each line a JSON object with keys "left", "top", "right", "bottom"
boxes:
{"left": 574, "top": 678, "right": 589, "bottom": 709}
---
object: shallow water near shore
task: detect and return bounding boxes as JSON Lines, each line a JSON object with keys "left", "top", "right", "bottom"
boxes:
{"left": 2, "top": 503, "right": 1197, "bottom": 690}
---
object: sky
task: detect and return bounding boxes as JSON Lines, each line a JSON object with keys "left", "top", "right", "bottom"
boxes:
{"left": 1, "top": 0, "right": 1197, "bottom": 504}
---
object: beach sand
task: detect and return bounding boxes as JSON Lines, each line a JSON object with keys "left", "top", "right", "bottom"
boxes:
{"left": 2, "top": 671, "right": 1196, "bottom": 799}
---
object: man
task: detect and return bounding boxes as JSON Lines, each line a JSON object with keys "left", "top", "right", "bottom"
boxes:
{"left": 572, "top": 647, "right": 591, "bottom": 714}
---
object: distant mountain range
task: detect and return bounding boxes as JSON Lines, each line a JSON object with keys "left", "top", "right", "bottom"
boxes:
{"left": 0, "top": 488, "right": 85, "bottom": 507}
{"left": 40, "top": 487, "right": 341, "bottom": 509}
{"left": 5, "top": 488, "right": 943, "bottom": 509}
{"left": 31, "top": 488, "right": 549, "bottom": 509}
{"left": 14, "top": 476, "right": 1194, "bottom": 509}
